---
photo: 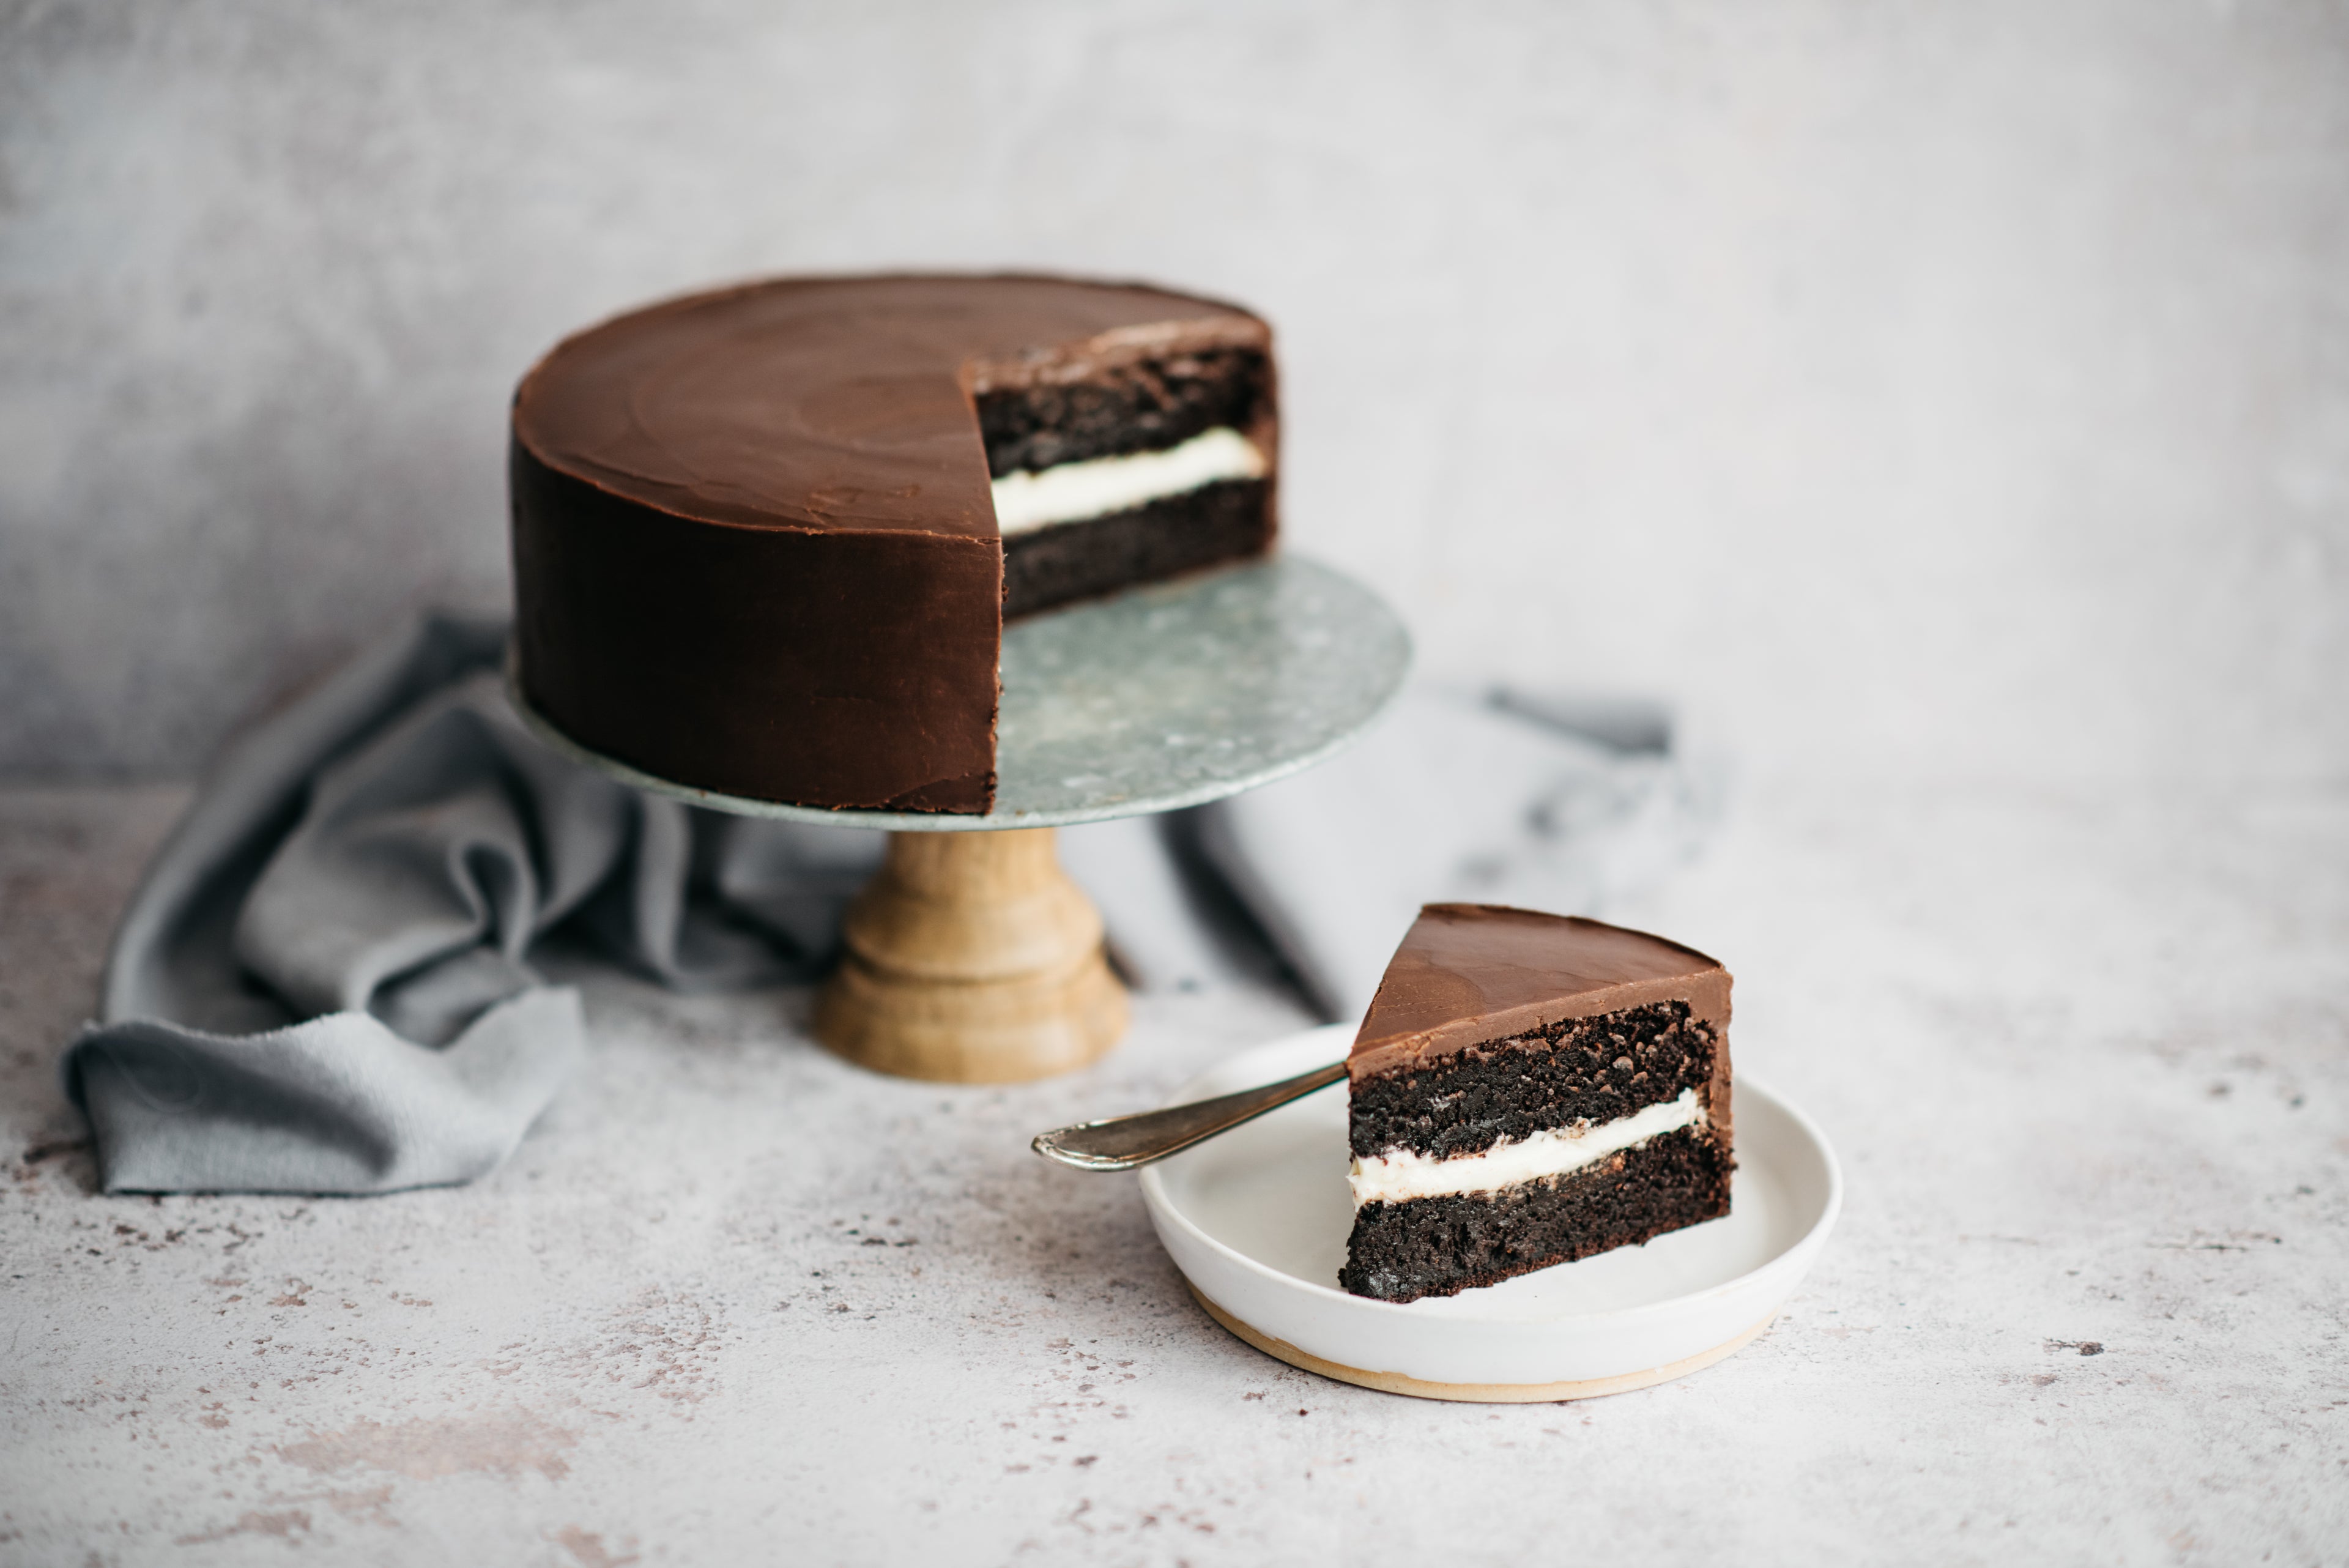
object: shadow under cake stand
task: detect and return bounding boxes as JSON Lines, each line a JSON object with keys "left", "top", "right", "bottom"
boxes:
{"left": 510, "top": 556, "right": 1411, "bottom": 1083}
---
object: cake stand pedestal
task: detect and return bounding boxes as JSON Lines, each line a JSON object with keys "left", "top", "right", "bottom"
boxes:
{"left": 511, "top": 556, "right": 1411, "bottom": 1083}
{"left": 818, "top": 827, "right": 1126, "bottom": 1082}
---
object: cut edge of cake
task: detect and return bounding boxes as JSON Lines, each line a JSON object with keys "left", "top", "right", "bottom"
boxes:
{"left": 970, "top": 311, "right": 1279, "bottom": 620}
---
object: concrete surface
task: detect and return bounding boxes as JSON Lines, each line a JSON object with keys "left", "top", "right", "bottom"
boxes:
{"left": 3, "top": 778, "right": 2343, "bottom": 1565}
{"left": 7, "top": 4, "right": 2345, "bottom": 1559}
{"left": 6, "top": 0, "right": 2348, "bottom": 790}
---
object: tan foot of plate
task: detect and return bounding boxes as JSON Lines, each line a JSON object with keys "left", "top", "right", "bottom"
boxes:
{"left": 1187, "top": 1283, "right": 1777, "bottom": 1403}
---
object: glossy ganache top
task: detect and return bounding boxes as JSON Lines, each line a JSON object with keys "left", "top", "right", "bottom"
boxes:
{"left": 1349, "top": 905, "right": 1732, "bottom": 1080}
{"left": 513, "top": 273, "right": 1272, "bottom": 539}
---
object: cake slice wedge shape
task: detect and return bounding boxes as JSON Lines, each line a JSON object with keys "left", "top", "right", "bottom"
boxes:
{"left": 1339, "top": 904, "right": 1735, "bottom": 1303}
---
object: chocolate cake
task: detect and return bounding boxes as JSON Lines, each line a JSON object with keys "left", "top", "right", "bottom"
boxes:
{"left": 510, "top": 274, "right": 1277, "bottom": 814}
{"left": 1339, "top": 905, "right": 1734, "bottom": 1303}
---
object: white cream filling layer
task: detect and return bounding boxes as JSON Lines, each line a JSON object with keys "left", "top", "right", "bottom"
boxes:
{"left": 1348, "top": 1089, "right": 1705, "bottom": 1207}
{"left": 990, "top": 425, "right": 1266, "bottom": 536}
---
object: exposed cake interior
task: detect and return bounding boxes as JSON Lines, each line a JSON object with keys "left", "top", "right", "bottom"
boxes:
{"left": 975, "top": 345, "right": 1275, "bottom": 617}
{"left": 1337, "top": 906, "right": 1735, "bottom": 1304}
{"left": 1348, "top": 1001, "right": 1717, "bottom": 1204}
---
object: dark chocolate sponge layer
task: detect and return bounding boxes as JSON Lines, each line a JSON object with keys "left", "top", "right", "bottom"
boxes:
{"left": 1338, "top": 1125, "right": 1734, "bottom": 1303}
{"left": 979, "top": 348, "right": 1269, "bottom": 476}
{"left": 1348, "top": 1001, "right": 1717, "bottom": 1162}
{"left": 1001, "top": 479, "right": 1272, "bottom": 619}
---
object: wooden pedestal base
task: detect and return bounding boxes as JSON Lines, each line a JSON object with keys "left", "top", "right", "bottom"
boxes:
{"left": 813, "top": 828, "right": 1129, "bottom": 1083}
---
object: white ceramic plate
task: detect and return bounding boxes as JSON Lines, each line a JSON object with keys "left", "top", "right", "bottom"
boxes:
{"left": 1139, "top": 1024, "right": 1842, "bottom": 1402}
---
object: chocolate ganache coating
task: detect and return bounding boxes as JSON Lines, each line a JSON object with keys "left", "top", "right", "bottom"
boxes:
{"left": 510, "top": 273, "right": 1275, "bottom": 812}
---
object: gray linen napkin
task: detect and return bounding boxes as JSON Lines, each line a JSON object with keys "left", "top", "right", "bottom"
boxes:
{"left": 1195, "top": 685, "right": 1720, "bottom": 1018}
{"left": 64, "top": 614, "right": 1713, "bottom": 1194}
{"left": 63, "top": 614, "right": 875, "bottom": 1194}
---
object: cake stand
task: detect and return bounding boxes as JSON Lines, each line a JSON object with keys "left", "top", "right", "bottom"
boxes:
{"left": 510, "top": 556, "right": 1411, "bottom": 1084}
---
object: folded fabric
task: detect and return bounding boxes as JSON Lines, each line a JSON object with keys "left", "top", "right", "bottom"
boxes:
{"left": 64, "top": 613, "right": 1715, "bottom": 1195}
{"left": 1197, "top": 685, "right": 1721, "bottom": 1017}
{"left": 65, "top": 614, "right": 870, "bottom": 1194}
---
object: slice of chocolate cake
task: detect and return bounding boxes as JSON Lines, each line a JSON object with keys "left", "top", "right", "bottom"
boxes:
{"left": 1340, "top": 905, "right": 1734, "bottom": 1303}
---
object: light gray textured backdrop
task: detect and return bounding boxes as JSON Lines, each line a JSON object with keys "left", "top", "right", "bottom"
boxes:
{"left": 4, "top": 0, "right": 2345, "bottom": 787}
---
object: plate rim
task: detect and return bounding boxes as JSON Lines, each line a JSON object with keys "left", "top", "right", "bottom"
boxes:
{"left": 1137, "top": 1022, "right": 1845, "bottom": 1327}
